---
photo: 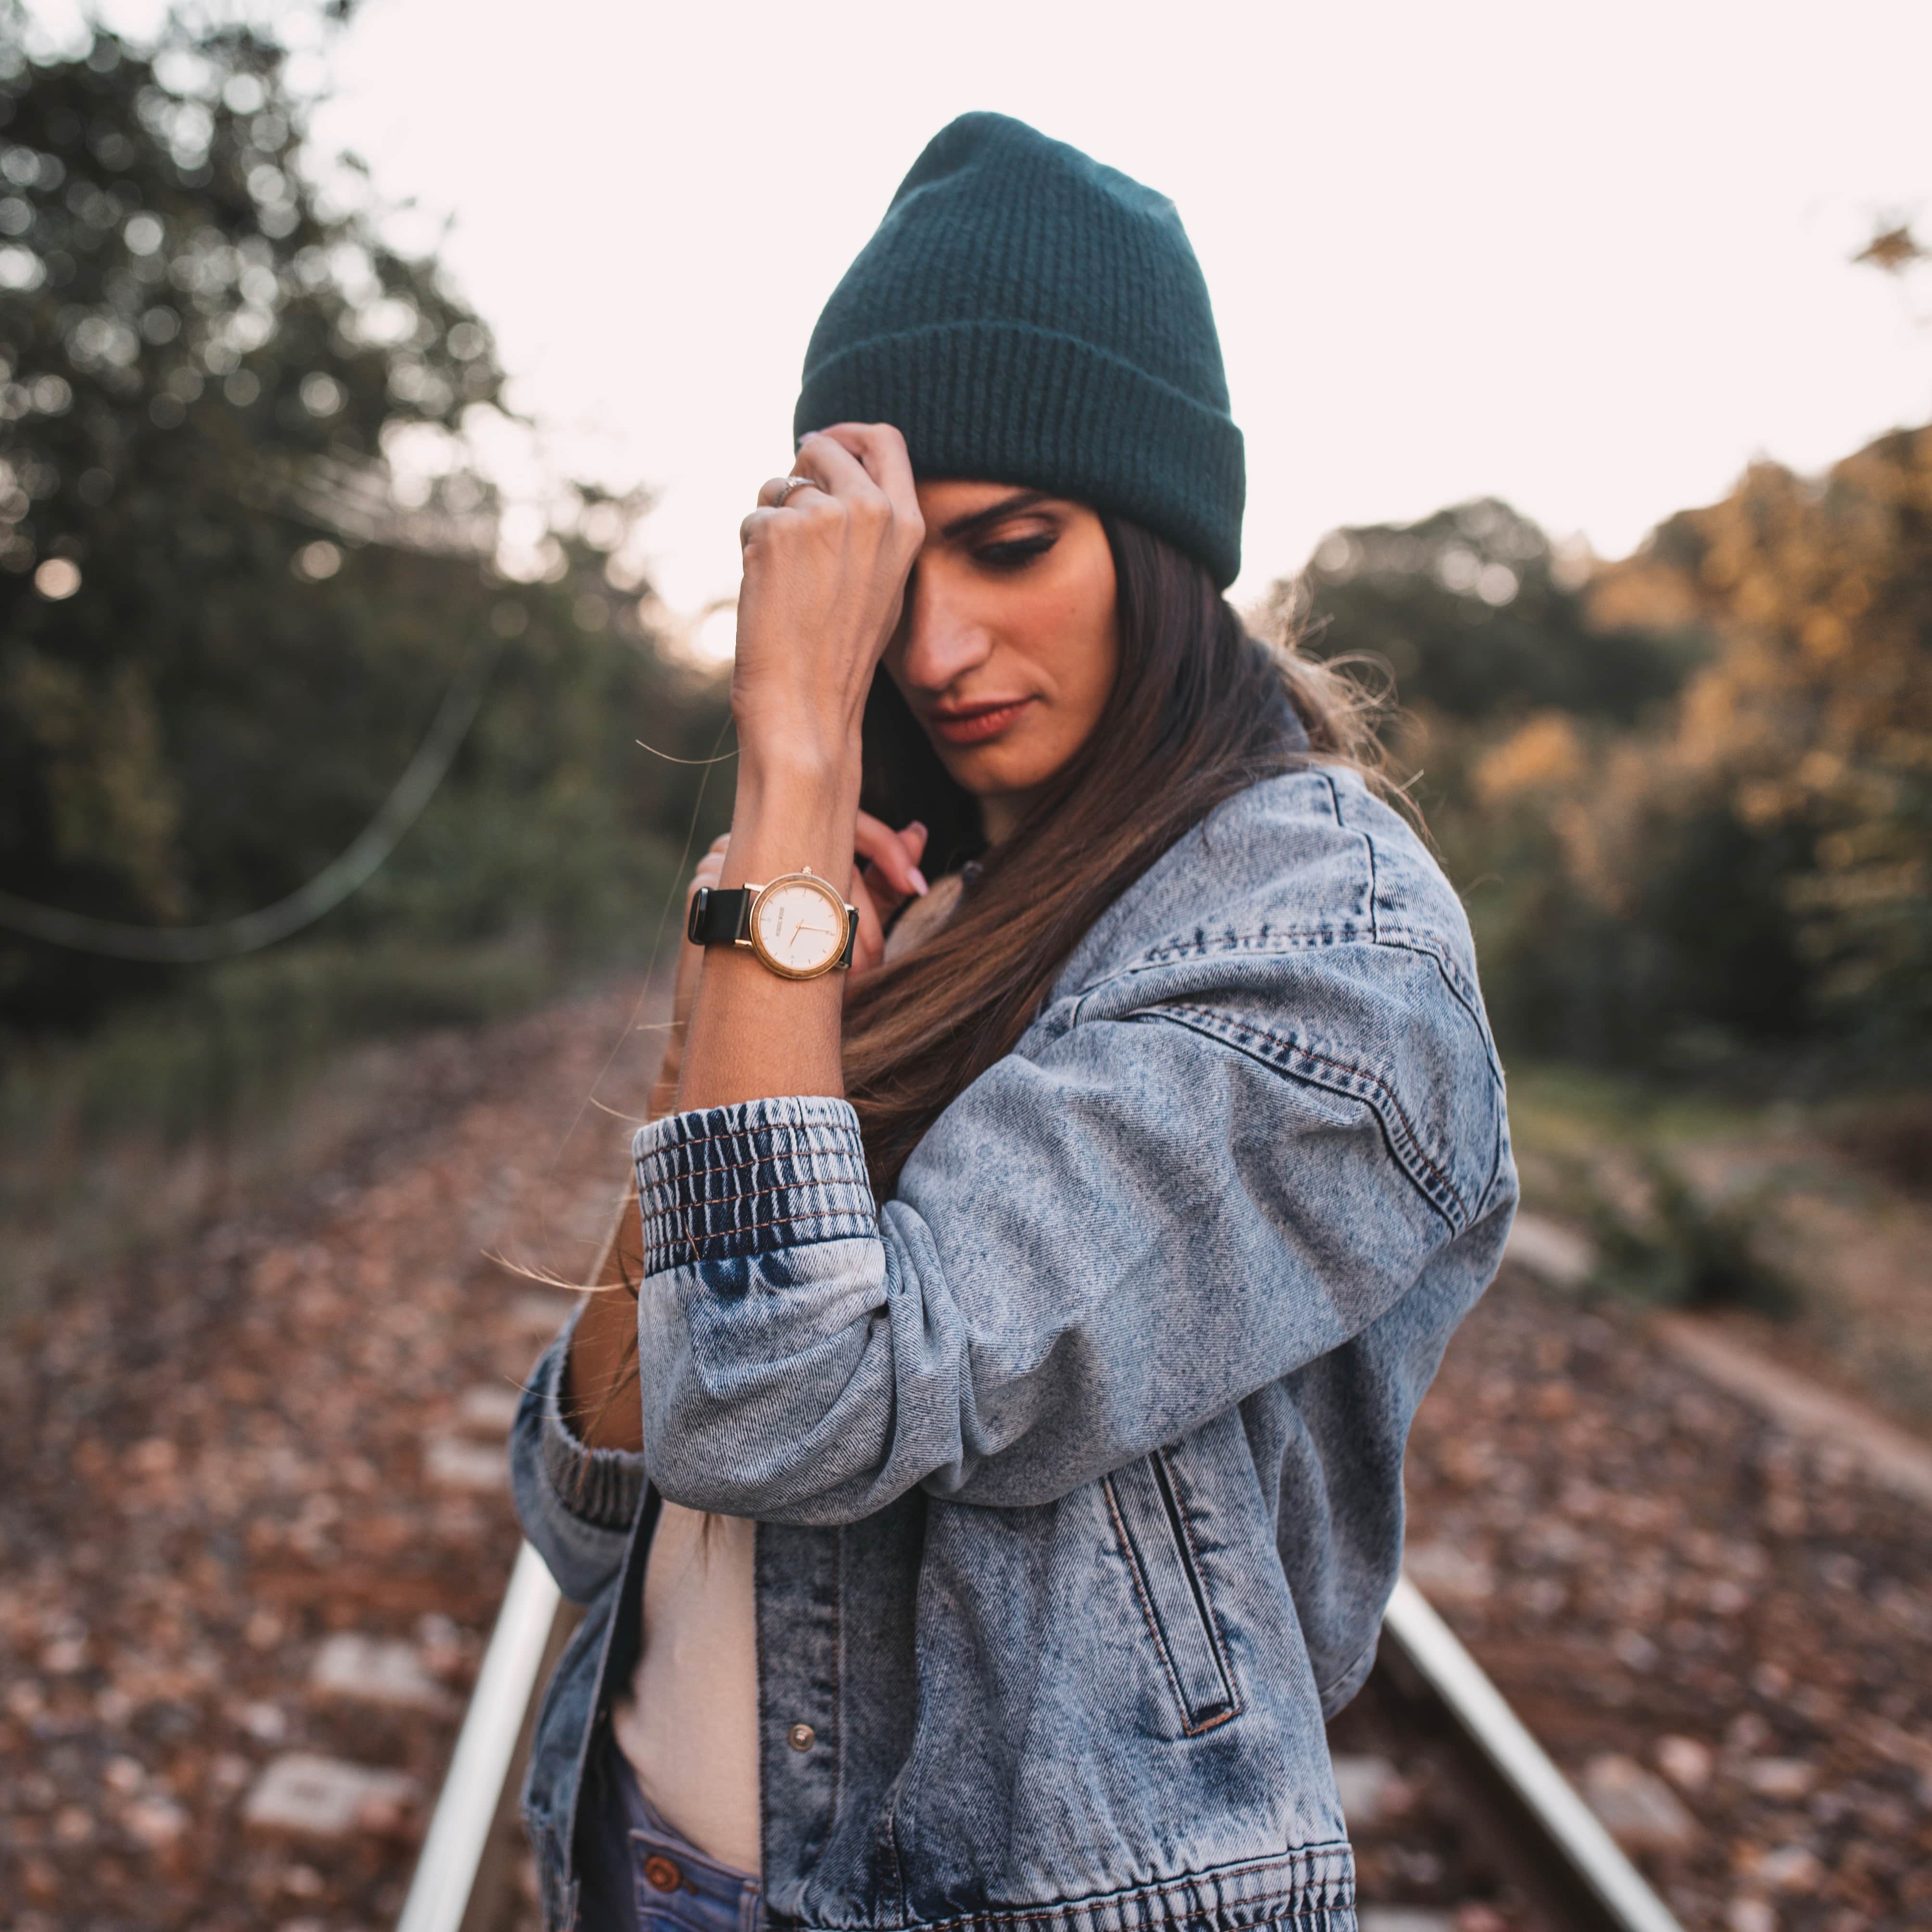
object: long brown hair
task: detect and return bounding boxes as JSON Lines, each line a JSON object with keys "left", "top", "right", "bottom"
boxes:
{"left": 843, "top": 514, "right": 1375, "bottom": 1196}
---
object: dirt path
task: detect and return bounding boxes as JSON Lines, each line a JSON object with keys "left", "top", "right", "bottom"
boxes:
{"left": 0, "top": 981, "right": 658, "bottom": 1929}
{"left": 5, "top": 997, "right": 1929, "bottom": 1932}
{"left": 1404, "top": 1269, "right": 1932, "bottom": 1932}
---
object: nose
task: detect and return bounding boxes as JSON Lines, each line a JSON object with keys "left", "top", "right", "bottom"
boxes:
{"left": 896, "top": 560, "right": 993, "bottom": 698}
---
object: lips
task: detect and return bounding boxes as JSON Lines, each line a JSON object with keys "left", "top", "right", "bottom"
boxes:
{"left": 926, "top": 697, "right": 1035, "bottom": 747}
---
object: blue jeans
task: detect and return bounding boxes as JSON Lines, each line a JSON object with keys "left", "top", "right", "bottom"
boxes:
{"left": 576, "top": 1733, "right": 763, "bottom": 1932}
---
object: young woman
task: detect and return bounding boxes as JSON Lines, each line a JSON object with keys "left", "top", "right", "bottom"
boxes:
{"left": 512, "top": 113, "right": 1516, "bottom": 1932}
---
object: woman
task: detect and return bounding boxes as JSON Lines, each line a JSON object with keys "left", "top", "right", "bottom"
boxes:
{"left": 512, "top": 112, "right": 1515, "bottom": 1932}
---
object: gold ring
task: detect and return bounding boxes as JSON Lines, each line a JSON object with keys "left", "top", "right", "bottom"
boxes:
{"left": 774, "top": 474, "right": 823, "bottom": 506}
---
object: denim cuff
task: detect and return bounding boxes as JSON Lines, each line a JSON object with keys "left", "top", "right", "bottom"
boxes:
{"left": 536, "top": 1323, "right": 648, "bottom": 1532}
{"left": 632, "top": 1095, "right": 877, "bottom": 1274}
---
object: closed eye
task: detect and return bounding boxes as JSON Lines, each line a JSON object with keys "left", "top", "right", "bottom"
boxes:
{"left": 973, "top": 533, "right": 1057, "bottom": 572}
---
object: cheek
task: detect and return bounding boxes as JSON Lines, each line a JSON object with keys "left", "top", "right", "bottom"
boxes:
{"left": 1063, "top": 570, "right": 1119, "bottom": 727}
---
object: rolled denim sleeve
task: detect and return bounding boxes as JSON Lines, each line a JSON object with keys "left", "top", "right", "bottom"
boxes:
{"left": 509, "top": 1310, "right": 648, "bottom": 1603}
{"left": 631, "top": 945, "right": 1510, "bottom": 1525}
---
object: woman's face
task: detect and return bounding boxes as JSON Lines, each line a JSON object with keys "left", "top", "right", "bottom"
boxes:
{"left": 881, "top": 482, "right": 1119, "bottom": 844}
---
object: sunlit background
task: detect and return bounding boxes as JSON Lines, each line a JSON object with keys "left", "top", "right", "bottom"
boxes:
{"left": 5, "top": 6, "right": 1932, "bottom": 1929}
{"left": 32, "top": 0, "right": 1932, "bottom": 648}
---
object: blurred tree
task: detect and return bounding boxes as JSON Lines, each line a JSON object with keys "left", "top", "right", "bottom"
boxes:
{"left": 1266, "top": 498, "right": 1820, "bottom": 1064}
{"left": 1269, "top": 449, "right": 1931, "bottom": 1069}
{"left": 1271, "top": 497, "right": 1700, "bottom": 726}
{"left": 1589, "top": 432, "right": 1932, "bottom": 1047}
{"left": 0, "top": 9, "right": 727, "bottom": 1035}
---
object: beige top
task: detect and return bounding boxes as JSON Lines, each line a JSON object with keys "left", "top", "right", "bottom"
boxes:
{"left": 612, "top": 1501, "right": 761, "bottom": 1871}
{"left": 613, "top": 871, "right": 967, "bottom": 1875}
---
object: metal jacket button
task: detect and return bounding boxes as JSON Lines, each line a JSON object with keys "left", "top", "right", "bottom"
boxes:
{"left": 787, "top": 1723, "right": 815, "bottom": 1751}
{"left": 643, "top": 1854, "right": 682, "bottom": 1892}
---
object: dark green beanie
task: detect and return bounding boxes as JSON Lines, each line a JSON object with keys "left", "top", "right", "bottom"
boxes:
{"left": 795, "top": 113, "right": 1245, "bottom": 588}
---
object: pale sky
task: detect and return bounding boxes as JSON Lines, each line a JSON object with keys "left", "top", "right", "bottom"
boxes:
{"left": 32, "top": 1, "right": 1932, "bottom": 653}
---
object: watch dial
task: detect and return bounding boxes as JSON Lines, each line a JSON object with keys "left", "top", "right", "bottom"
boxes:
{"left": 753, "top": 880, "right": 843, "bottom": 973}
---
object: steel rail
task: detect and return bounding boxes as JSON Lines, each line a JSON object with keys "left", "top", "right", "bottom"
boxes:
{"left": 395, "top": 1541, "right": 562, "bottom": 1932}
{"left": 1380, "top": 1576, "right": 1685, "bottom": 1932}
{"left": 400, "top": 1562, "right": 1685, "bottom": 1932}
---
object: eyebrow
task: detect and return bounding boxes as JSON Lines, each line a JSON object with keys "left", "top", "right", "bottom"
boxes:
{"left": 940, "top": 490, "right": 1055, "bottom": 543}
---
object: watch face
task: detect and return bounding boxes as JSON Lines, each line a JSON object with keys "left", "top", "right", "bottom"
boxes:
{"left": 750, "top": 876, "right": 846, "bottom": 978}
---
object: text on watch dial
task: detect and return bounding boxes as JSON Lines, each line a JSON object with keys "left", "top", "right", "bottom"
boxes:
{"left": 754, "top": 882, "right": 841, "bottom": 970}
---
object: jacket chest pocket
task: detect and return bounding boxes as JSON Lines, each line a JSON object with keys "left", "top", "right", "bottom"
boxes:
{"left": 1104, "top": 1449, "right": 1241, "bottom": 1735}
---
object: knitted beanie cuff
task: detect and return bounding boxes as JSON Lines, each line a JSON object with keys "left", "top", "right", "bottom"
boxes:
{"left": 795, "top": 319, "right": 1246, "bottom": 588}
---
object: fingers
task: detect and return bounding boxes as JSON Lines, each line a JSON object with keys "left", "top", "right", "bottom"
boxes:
{"left": 796, "top": 427, "right": 924, "bottom": 545}
{"left": 854, "top": 811, "right": 929, "bottom": 904}
{"left": 737, "top": 437, "right": 877, "bottom": 550}
{"left": 811, "top": 423, "right": 919, "bottom": 518}
{"left": 848, "top": 865, "right": 887, "bottom": 976}
{"left": 755, "top": 474, "right": 830, "bottom": 510}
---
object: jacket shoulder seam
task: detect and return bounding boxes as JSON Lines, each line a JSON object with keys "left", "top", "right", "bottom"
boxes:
{"left": 1143, "top": 1003, "right": 1471, "bottom": 1233}
{"left": 1318, "top": 766, "right": 1380, "bottom": 944}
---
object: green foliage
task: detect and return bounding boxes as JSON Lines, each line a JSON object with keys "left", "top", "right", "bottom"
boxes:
{"left": 1274, "top": 457, "right": 1930, "bottom": 1076}
{"left": 1606, "top": 434, "right": 1932, "bottom": 1047}
{"left": 1281, "top": 497, "right": 1700, "bottom": 726}
{"left": 0, "top": 936, "right": 548, "bottom": 1153}
{"left": 1584, "top": 1152, "right": 1797, "bottom": 1316}
{"left": 0, "top": 10, "right": 731, "bottom": 1049}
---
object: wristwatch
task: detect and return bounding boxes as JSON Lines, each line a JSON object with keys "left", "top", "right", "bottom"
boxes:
{"left": 686, "top": 867, "right": 860, "bottom": 980}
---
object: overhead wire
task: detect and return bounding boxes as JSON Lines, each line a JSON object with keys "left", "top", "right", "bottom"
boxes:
{"left": 0, "top": 635, "right": 504, "bottom": 963}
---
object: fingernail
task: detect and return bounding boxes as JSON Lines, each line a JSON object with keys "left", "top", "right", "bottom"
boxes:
{"left": 908, "top": 820, "right": 927, "bottom": 838}
{"left": 909, "top": 868, "right": 929, "bottom": 896}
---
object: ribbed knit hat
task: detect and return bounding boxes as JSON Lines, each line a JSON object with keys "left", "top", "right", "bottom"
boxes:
{"left": 795, "top": 114, "right": 1245, "bottom": 588}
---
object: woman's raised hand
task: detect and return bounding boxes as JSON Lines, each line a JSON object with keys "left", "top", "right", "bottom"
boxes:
{"left": 734, "top": 424, "right": 924, "bottom": 780}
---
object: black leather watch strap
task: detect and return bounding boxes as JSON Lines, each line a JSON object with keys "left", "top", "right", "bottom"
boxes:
{"left": 684, "top": 892, "right": 858, "bottom": 974}
{"left": 686, "top": 885, "right": 751, "bottom": 947}
{"left": 686, "top": 887, "right": 861, "bottom": 971}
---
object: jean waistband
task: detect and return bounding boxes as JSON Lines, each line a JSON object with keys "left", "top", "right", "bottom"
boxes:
{"left": 586, "top": 1732, "right": 763, "bottom": 1932}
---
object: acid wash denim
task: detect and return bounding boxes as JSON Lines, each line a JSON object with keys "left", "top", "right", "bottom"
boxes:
{"left": 510, "top": 765, "right": 1517, "bottom": 1932}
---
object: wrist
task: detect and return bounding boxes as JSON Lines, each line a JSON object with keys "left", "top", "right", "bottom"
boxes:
{"left": 726, "top": 756, "right": 861, "bottom": 890}
{"left": 735, "top": 726, "right": 862, "bottom": 799}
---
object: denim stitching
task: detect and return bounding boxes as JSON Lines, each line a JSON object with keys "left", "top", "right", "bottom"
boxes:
{"left": 638, "top": 1115, "right": 857, "bottom": 1162}
{"left": 1149, "top": 1004, "right": 1469, "bottom": 1231}
{"left": 651, "top": 1143, "right": 867, "bottom": 1181}
{"left": 791, "top": 1843, "right": 1357, "bottom": 1932}
{"left": 1155, "top": 1446, "right": 1246, "bottom": 1728}
{"left": 641, "top": 1178, "right": 874, "bottom": 1222}
{"left": 637, "top": 1159, "right": 873, "bottom": 1221}
{"left": 653, "top": 1137, "right": 867, "bottom": 1181}
{"left": 1101, "top": 1473, "right": 1195, "bottom": 1727}
{"left": 1367, "top": 933, "right": 1501, "bottom": 1087}
{"left": 1316, "top": 766, "right": 1381, "bottom": 946}
{"left": 640, "top": 1206, "right": 876, "bottom": 1275}
{"left": 642, "top": 1184, "right": 874, "bottom": 1229}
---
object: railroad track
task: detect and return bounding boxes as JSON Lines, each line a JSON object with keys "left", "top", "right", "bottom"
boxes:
{"left": 394, "top": 1551, "right": 1685, "bottom": 1932}
{"left": 11, "top": 990, "right": 1918, "bottom": 1928}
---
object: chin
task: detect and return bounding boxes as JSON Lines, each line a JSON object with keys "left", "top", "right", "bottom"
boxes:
{"left": 942, "top": 746, "right": 1048, "bottom": 801}
{"left": 938, "top": 717, "right": 1071, "bottom": 795}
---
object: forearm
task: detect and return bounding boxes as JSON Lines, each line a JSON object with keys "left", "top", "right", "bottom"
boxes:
{"left": 562, "top": 1192, "right": 648, "bottom": 1452}
{"left": 676, "top": 750, "right": 860, "bottom": 1110}
{"left": 568, "top": 752, "right": 859, "bottom": 1447}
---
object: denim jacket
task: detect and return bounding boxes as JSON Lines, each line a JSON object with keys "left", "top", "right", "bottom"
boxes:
{"left": 510, "top": 765, "right": 1516, "bottom": 1932}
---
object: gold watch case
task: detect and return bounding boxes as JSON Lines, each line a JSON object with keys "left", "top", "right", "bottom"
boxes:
{"left": 743, "top": 867, "right": 853, "bottom": 980}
